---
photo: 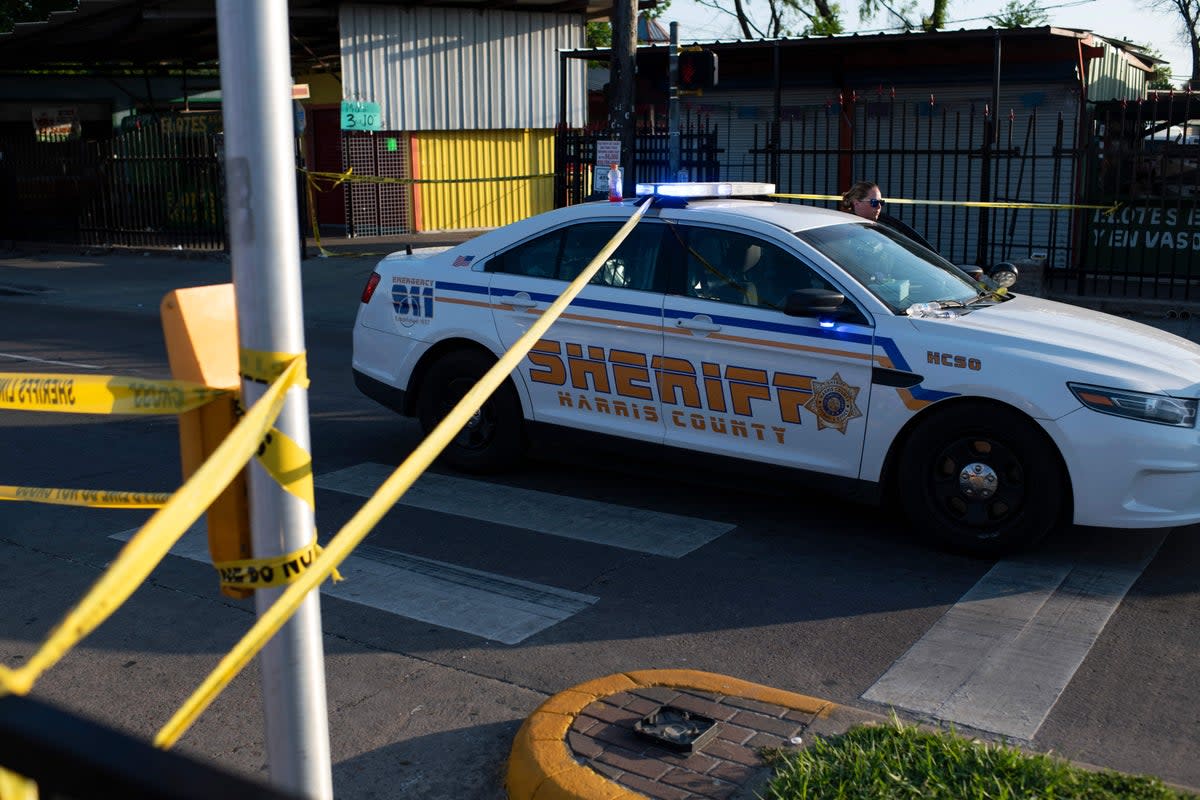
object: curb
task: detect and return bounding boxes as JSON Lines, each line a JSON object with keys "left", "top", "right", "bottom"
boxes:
{"left": 505, "top": 670, "right": 879, "bottom": 800}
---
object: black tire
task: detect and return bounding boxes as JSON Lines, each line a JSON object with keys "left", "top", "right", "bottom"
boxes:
{"left": 416, "top": 350, "right": 524, "bottom": 473}
{"left": 898, "top": 403, "right": 1064, "bottom": 557}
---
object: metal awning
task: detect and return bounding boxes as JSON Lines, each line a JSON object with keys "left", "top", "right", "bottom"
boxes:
{"left": 0, "top": 0, "right": 625, "bottom": 73}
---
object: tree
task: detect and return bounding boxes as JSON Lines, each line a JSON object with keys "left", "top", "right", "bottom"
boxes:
{"left": 693, "top": 0, "right": 842, "bottom": 38}
{"left": 1137, "top": 44, "right": 1176, "bottom": 89}
{"left": 987, "top": 0, "right": 1049, "bottom": 27}
{"left": 0, "top": 0, "right": 76, "bottom": 33}
{"left": 859, "top": 0, "right": 950, "bottom": 31}
{"left": 587, "top": 20, "right": 612, "bottom": 49}
{"left": 1141, "top": 0, "right": 1200, "bottom": 88}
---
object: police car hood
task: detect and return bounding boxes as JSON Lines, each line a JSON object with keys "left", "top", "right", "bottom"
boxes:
{"left": 954, "top": 294, "right": 1200, "bottom": 393}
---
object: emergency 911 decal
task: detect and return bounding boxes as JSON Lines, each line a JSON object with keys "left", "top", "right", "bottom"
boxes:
{"left": 526, "top": 338, "right": 865, "bottom": 444}
{"left": 392, "top": 277, "right": 434, "bottom": 327}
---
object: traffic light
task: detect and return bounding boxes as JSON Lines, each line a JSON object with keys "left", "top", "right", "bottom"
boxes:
{"left": 679, "top": 50, "right": 718, "bottom": 90}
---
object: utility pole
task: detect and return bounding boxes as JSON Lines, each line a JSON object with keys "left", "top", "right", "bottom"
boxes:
{"left": 215, "top": 3, "right": 334, "bottom": 798}
{"left": 609, "top": 0, "right": 637, "bottom": 196}
{"left": 668, "top": 22, "right": 681, "bottom": 180}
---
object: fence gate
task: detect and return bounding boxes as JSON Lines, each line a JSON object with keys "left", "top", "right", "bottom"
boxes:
{"left": 342, "top": 131, "right": 413, "bottom": 237}
{"left": 1054, "top": 94, "right": 1200, "bottom": 302}
{"left": 554, "top": 114, "right": 722, "bottom": 208}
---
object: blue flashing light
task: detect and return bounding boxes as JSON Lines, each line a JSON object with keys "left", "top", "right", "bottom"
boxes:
{"left": 635, "top": 181, "right": 776, "bottom": 198}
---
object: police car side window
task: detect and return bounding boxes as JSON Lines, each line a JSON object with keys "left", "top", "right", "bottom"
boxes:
{"left": 559, "top": 222, "right": 662, "bottom": 291}
{"left": 489, "top": 230, "right": 564, "bottom": 278}
{"left": 678, "top": 227, "right": 834, "bottom": 310}
{"left": 488, "top": 223, "right": 662, "bottom": 291}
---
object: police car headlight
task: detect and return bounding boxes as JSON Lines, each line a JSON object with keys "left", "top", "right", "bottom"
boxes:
{"left": 1069, "top": 383, "right": 1198, "bottom": 428}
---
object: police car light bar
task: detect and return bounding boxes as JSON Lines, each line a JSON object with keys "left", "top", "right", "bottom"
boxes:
{"left": 634, "top": 181, "right": 776, "bottom": 198}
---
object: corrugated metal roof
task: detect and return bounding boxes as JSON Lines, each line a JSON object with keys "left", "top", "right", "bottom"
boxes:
{"left": 340, "top": 5, "right": 586, "bottom": 131}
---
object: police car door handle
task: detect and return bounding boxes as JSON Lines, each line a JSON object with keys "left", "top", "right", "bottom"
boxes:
{"left": 676, "top": 316, "right": 722, "bottom": 332}
{"left": 506, "top": 293, "right": 539, "bottom": 308}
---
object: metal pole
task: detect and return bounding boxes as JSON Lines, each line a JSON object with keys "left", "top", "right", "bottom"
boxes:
{"left": 215, "top": 3, "right": 333, "bottom": 798}
{"left": 609, "top": 0, "right": 637, "bottom": 194}
{"left": 668, "top": 22, "right": 681, "bottom": 179}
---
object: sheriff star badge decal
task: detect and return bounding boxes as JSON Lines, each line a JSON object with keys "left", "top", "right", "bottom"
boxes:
{"left": 802, "top": 373, "right": 863, "bottom": 434}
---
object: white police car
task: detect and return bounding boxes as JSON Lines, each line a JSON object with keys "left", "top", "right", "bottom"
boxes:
{"left": 352, "top": 182, "right": 1200, "bottom": 555}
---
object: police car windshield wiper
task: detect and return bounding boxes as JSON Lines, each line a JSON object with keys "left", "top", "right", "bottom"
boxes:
{"left": 930, "top": 298, "right": 970, "bottom": 308}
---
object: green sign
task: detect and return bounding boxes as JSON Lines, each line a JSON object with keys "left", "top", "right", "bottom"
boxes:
{"left": 340, "top": 100, "right": 382, "bottom": 131}
{"left": 1086, "top": 203, "right": 1200, "bottom": 276}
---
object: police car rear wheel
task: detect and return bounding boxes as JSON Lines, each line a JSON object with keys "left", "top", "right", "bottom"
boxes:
{"left": 898, "top": 404, "right": 1062, "bottom": 557}
{"left": 417, "top": 350, "right": 523, "bottom": 473}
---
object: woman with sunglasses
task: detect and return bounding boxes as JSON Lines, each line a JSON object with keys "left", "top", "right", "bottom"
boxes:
{"left": 841, "top": 180, "right": 935, "bottom": 252}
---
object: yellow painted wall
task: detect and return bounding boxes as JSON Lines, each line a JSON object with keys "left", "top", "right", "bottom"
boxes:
{"left": 413, "top": 129, "right": 555, "bottom": 231}
{"left": 295, "top": 73, "right": 343, "bottom": 106}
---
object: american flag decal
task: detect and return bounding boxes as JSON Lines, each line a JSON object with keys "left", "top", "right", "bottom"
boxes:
{"left": 452, "top": 255, "right": 475, "bottom": 267}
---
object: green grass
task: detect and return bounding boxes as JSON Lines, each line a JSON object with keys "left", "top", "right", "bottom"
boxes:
{"left": 762, "top": 716, "right": 1193, "bottom": 800}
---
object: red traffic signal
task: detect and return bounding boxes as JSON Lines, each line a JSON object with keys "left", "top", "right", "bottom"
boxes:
{"left": 679, "top": 50, "right": 718, "bottom": 90}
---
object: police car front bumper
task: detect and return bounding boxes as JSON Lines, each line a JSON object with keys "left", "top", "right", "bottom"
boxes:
{"left": 1049, "top": 406, "right": 1200, "bottom": 528}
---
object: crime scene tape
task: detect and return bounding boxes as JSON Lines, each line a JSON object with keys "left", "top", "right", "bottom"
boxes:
{"left": 770, "top": 192, "right": 1121, "bottom": 214}
{"left": 0, "top": 767, "right": 36, "bottom": 800}
{"left": 0, "top": 485, "right": 170, "bottom": 508}
{"left": 304, "top": 167, "right": 554, "bottom": 188}
{"left": 153, "top": 196, "right": 656, "bottom": 748}
{"left": 301, "top": 166, "right": 554, "bottom": 258}
{"left": 229, "top": 348, "right": 337, "bottom": 590}
{"left": 0, "top": 372, "right": 228, "bottom": 415}
{"left": 0, "top": 356, "right": 306, "bottom": 699}
{"left": 215, "top": 537, "right": 323, "bottom": 590}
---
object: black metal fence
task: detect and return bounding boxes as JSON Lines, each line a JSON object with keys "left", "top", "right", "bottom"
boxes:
{"left": 562, "top": 92, "right": 1200, "bottom": 302}
{"left": 745, "top": 94, "right": 1080, "bottom": 276}
{"left": 554, "top": 115, "right": 722, "bottom": 207}
{"left": 1, "top": 126, "right": 226, "bottom": 250}
{"left": 1058, "top": 93, "right": 1200, "bottom": 302}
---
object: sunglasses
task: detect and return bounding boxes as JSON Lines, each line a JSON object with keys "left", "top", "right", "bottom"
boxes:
{"left": 862, "top": 198, "right": 885, "bottom": 208}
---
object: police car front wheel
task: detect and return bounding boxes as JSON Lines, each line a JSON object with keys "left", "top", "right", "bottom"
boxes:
{"left": 416, "top": 350, "right": 523, "bottom": 473}
{"left": 898, "top": 403, "right": 1064, "bottom": 557}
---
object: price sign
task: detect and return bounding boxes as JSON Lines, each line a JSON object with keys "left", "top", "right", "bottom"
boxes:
{"left": 341, "top": 100, "right": 382, "bottom": 131}
{"left": 593, "top": 140, "right": 621, "bottom": 192}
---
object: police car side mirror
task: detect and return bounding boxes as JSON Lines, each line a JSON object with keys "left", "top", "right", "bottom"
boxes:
{"left": 784, "top": 288, "right": 851, "bottom": 318}
{"left": 986, "top": 261, "right": 1019, "bottom": 289}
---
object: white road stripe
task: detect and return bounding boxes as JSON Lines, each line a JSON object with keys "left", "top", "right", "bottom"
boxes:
{"left": 0, "top": 352, "right": 103, "bottom": 369}
{"left": 315, "top": 462, "right": 734, "bottom": 558}
{"left": 111, "top": 526, "right": 598, "bottom": 645}
{"left": 862, "top": 533, "right": 1165, "bottom": 740}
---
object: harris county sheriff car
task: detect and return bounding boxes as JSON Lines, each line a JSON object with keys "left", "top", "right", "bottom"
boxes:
{"left": 352, "top": 182, "right": 1200, "bottom": 555}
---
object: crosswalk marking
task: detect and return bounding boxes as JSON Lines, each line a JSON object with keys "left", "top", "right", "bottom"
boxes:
{"left": 111, "top": 526, "right": 598, "bottom": 645}
{"left": 862, "top": 532, "right": 1165, "bottom": 740}
{"left": 315, "top": 462, "right": 735, "bottom": 558}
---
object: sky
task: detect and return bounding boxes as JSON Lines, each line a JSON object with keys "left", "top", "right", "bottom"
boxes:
{"left": 658, "top": 0, "right": 1196, "bottom": 84}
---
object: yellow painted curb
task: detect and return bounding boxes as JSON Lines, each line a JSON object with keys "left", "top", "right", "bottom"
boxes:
{"left": 505, "top": 670, "right": 836, "bottom": 800}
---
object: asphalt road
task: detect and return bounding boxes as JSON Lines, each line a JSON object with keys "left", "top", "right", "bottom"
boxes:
{"left": 1, "top": 250, "right": 1198, "bottom": 798}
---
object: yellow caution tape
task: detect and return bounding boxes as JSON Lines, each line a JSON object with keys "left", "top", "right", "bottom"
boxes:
{"left": 771, "top": 192, "right": 1121, "bottom": 214}
{"left": 0, "top": 767, "right": 37, "bottom": 800}
{"left": 154, "top": 197, "right": 656, "bottom": 749}
{"left": 255, "top": 426, "right": 315, "bottom": 507}
{"left": 239, "top": 349, "right": 306, "bottom": 386}
{"left": 214, "top": 538, "right": 324, "bottom": 590}
{"left": 0, "top": 485, "right": 171, "bottom": 508}
{"left": 303, "top": 167, "right": 554, "bottom": 188}
{"left": 0, "top": 372, "right": 227, "bottom": 415}
{"left": 0, "top": 356, "right": 305, "bottom": 699}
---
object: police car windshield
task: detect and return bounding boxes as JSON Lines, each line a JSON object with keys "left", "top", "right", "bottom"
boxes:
{"left": 796, "top": 223, "right": 979, "bottom": 313}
